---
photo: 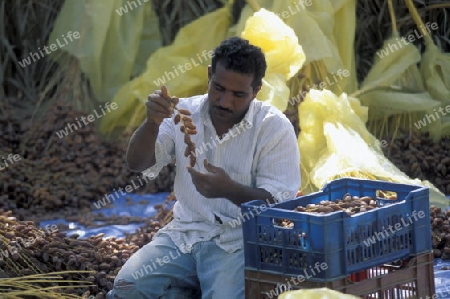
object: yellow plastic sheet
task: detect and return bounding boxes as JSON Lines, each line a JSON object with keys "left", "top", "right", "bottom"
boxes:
{"left": 332, "top": 0, "right": 357, "bottom": 93}
{"left": 241, "top": 8, "right": 305, "bottom": 112}
{"left": 299, "top": 89, "right": 448, "bottom": 207}
{"left": 271, "top": 0, "right": 342, "bottom": 72}
{"left": 229, "top": 0, "right": 275, "bottom": 37}
{"left": 231, "top": 0, "right": 357, "bottom": 99}
{"left": 49, "top": 0, "right": 162, "bottom": 101}
{"left": 241, "top": 9, "right": 305, "bottom": 80}
{"left": 100, "top": 5, "right": 232, "bottom": 133}
{"left": 270, "top": 0, "right": 357, "bottom": 94}
{"left": 279, "top": 288, "right": 359, "bottom": 299}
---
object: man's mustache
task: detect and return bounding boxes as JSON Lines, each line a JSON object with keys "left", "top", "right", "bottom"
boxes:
{"left": 216, "top": 106, "right": 232, "bottom": 113}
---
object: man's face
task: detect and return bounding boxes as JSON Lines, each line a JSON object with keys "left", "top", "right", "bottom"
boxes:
{"left": 207, "top": 62, "right": 260, "bottom": 125}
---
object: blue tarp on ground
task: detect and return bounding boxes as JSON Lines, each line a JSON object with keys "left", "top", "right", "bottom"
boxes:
{"left": 434, "top": 258, "right": 450, "bottom": 298}
{"left": 38, "top": 192, "right": 450, "bottom": 297}
{"left": 39, "top": 192, "right": 170, "bottom": 239}
{"left": 434, "top": 198, "right": 450, "bottom": 298}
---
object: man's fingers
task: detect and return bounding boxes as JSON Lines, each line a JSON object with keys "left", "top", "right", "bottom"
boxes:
{"left": 171, "top": 96, "right": 179, "bottom": 106}
{"left": 187, "top": 166, "right": 201, "bottom": 176}
{"left": 146, "top": 107, "right": 172, "bottom": 121}
{"left": 144, "top": 87, "right": 179, "bottom": 125}
{"left": 204, "top": 159, "right": 212, "bottom": 171}
{"left": 187, "top": 167, "right": 204, "bottom": 190}
{"left": 161, "top": 85, "right": 171, "bottom": 99}
{"left": 146, "top": 93, "right": 174, "bottom": 124}
{"left": 187, "top": 166, "right": 208, "bottom": 183}
{"left": 147, "top": 101, "right": 172, "bottom": 115}
{"left": 148, "top": 94, "right": 172, "bottom": 109}
{"left": 204, "top": 159, "right": 217, "bottom": 173}
{"left": 147, "top": 89, "right": 177, "bottom": 117}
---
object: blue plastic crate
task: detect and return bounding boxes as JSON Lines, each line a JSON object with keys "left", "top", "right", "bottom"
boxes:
{"left": 242, "top": 178, "right": 431, "bottom": 281}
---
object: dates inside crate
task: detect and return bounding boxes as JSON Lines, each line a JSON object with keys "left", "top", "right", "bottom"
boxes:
{"left": 275, "top": 192, "right": 398, "bottom": 227}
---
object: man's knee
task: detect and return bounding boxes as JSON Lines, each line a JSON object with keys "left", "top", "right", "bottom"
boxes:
{"left": 108, "top": 258, "right": 200, "bottom": 298}
{"left": 106, "top": 277, "right": 138, "bottom": 298}
{"left": 108, "top": 275, "right": 168, "bottom": 298}
{"left": 107, "top": 235, "right": 199, "bottom": 298}
{"left": 108, "top": 272, "right": 144, "bottom": 298}
{"left": 108, "top": 276, "right": 200, "bottom": 299}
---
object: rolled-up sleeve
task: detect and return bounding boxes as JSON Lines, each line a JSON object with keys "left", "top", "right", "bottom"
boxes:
{"left": 254, "top": 116, "right": 301, "bottom": 202}
{"left": 142, "top": 118, "right": 175, "bottom": 179}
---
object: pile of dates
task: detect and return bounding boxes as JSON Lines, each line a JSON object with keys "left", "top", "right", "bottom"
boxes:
{"left": 295, "top": 194, "right": 382, "bottom": 216}
{"left": 430, "top": 205, "right": 450, "bottom": 259}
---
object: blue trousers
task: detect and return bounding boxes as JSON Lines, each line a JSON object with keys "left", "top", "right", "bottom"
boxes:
{"left": 106, "top": 233, "right": 245, "bottom": 299}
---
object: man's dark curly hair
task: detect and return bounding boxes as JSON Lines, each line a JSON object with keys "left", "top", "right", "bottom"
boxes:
{"left": 211, "top": 36, "right": 267, "bottom": 90}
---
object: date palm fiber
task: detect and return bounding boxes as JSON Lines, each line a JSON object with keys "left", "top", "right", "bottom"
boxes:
{"left": 405, "top": 0, "right": 450, "bottom": 137}
{"left": 356, "top": 0, "right": 441, "bottom": 141}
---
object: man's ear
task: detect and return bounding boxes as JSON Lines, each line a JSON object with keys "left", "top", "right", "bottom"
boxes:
{"left": 208, "top": 65, "right": 212, "bottom": 81}
{"left": 253, "top": 85, "right": 262, "bottom": 98}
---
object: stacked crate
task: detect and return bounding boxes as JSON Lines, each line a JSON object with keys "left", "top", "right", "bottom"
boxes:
{"left": 242, "top": 178, "right": 435, "bottom": 298}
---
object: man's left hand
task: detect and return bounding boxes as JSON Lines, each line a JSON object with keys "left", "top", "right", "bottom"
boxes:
{"left": 187, "top": 159, "right": 234, "bottom": 198}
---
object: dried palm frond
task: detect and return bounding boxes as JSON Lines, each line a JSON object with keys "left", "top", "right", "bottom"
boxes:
{"left": 0, "top": 0, "right": 95, "bottom": 123}
{"left": 355, "top": 0, "right": 450, "bottom": 85}
{"left": 151, "top": 0, "right": 227, "bottom": 45}
{"left": 0, "top": 271, "right": 94, "bottom": 299}
{"left": 0, "top": 0, "right": 61, "bottom": 110}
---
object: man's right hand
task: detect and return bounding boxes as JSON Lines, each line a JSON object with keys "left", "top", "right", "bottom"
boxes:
{"left": 146, "top": 86, "right": 179, "bottom": 126}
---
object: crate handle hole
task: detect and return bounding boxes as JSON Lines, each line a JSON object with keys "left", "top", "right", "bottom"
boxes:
{"left": 376, "top": 189, "right": 397, "bottom": 200}
{"left": 272, "top": 218, "right": 294, "bottom": 229}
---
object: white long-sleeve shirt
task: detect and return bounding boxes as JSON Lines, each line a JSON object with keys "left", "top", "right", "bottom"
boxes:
{"left": 142, "top": 94, "right": 301, "bottom": 253}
